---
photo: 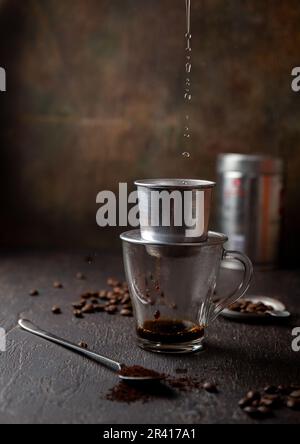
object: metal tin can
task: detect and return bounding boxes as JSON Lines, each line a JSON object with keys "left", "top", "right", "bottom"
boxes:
{"left": 216, "top": 154, "right": 284, "bottom": 269}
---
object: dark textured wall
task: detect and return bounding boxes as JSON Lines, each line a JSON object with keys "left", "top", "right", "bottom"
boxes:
{"left": 0, "top": 0, "right": 299, "bottom": 263}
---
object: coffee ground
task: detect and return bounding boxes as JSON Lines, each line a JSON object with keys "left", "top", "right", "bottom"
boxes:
{"left": 106, "top": 372, "right": 217, "bottom": 404}
{"left": 106, "top": 382, "right": 153, "bottom": 404}
{"left": 119, "top": 365, "right": 164, "bottom": 379}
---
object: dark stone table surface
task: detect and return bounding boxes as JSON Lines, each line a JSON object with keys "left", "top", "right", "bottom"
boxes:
{"left": 0, "top": 250, "right": 299, "bottom": 424}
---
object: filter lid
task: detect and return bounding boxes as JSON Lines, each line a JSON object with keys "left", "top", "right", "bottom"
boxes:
{"left": 135, "top": 179, "right": 215, "bottom": 189}
{"left": 120, "top": 230, "right": 228, "bottom": 247}
{"left": 217, "top": 154, "right": 284, "bottom": 175}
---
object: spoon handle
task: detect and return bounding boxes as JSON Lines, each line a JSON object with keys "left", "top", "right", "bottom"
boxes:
{"left": 18, "top": 319, "right": 122, "bottom": 373}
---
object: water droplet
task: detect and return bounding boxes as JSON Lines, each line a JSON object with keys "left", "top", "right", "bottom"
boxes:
{"left": 183, "top": 133, "right": 191, "bottom": 139}
{"left": 182, "top": 152, "right": 191, "bottom": 158}
{"left": 186, "top": 115, "right": 190, "bottom": 120}
{"left": 184, "top": 93, "right": 192, "bottom": 101}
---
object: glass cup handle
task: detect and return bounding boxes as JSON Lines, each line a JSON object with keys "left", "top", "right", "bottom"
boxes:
{"left": 212, "top": 249, "right": 253, "bottom": 321}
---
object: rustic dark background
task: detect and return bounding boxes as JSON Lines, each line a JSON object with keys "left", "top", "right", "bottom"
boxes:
{"left": 0, "top": 0, "right": 299, "bottom": 264}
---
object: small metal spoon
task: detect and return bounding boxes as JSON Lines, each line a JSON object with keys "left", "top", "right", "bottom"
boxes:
{"left": 18, "top": 319, "right": 163, "bottom": 382}
{"left": 266, "top": 310, "right": 291, "bottom": 318}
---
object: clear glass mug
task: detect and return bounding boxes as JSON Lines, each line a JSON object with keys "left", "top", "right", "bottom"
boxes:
{"left": 121, "top": 230, "right": 253, "bottom": 353}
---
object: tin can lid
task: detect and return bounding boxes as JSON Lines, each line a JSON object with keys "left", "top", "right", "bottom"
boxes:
{"left": 217, "top": 154, "right": 284, "bottom": 175}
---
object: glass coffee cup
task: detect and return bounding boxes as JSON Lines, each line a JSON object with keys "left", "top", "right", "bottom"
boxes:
{"left": 121, "top": 230, "right": 253, "bottom": 353}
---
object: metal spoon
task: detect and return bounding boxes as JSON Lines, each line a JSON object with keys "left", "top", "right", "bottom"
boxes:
{"left": 266, "top": 310, "right": 291, "bottom": 318}
{"left": 18, "top": 319, "right": 163, "bottom": 382}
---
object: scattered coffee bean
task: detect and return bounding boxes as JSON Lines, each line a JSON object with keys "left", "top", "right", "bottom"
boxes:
{"left": 99, "top": 290, "right": 108, "bottom": 299}
{"left": 105, "top": 305, "right": 118, "bottom": 314}
{"left": 53, "top": 282, "right": 63, "bottom": 289}
{"left": 94, "top": 304, "right": 106, "bottom": 312}
{"left": 81, "top": 292, "right": 92, "bottom": 300}
{"left": 107, "top": 278, "right": 120, "bottom": 287}
{"left": 90, "top": 298, "right": 99, "bottom": 304}
{"left": 78, "top": 341, "right": 88, "bottom": 349}
{"left": 246, "top": 391, "right": 260, "bottom": 401}
{"left": 52, "top": 305, "right": 61, "bottom": 314}
{"left": 203, "top": 382, "right": 218, "bottom": 393}
{"left": 260, "top": 397, "right": 276, "bottom": 408}
{"left": 264, "top": 385, "right": 278, "bottom": 395}
{"left": 81, "top": 304, "right": 94, "bottom": 314}
{"left": 239, "top": 397, "right": 252, "bottom": 408}
{"left": 240, "top": 384, "right": 300, "bottom": 419}
{"left": 29, "top": 289, "right": 39, "bottom": 296}
{"left": 121, "top": 294, "right": 130, "bottom": 304}
{"left": 72, "top": 301, "right": 86, "bottom": 309}
{"left": 120, "top": 309, "right": 133, "bottom": 317}
{"left": 286, "top": 398, "right": 300, "bottom": 410}
{"left": 73, "top": 309, "right": 83, "bottom": 318}
{"left": 76, "top": 272, "right": 86, "bottom": 280}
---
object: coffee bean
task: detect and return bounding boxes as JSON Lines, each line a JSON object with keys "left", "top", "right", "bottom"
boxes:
{"left": 203, "top": 382, "right": 218, "bottom": 393}
{"left": 246, "top": 391, "right": 260, "bottom": 401}
{"left": 81, "top": 292, "right": 92, "bottom": 300}
{"left": 52, "top": 305, "right": 61, "bottom": 314}
{"left": 239, "top": 397, "right": 252, "bottom": 408}
{"left": 98, "top": 290, "right": 107, "bottom": 299}
{"left": 91, "top": 298, "right": 99, "bottom": 304}
{"left": 230, "top": 303, "right": 240, "bottom": 311}
{"left": 286, "top": 398, "right": 300, "bottom": 410}
{"left": 109, "top": 298, "right": 118, "bottom": 305}
{"left": 82, "top": 304, "right": 94, "bottom": 314}
{"left": 121, "top": 294, "right": 130, "bottom": 304}
{"left": 76, "top": 272, "right": 86, "bottom": 280}
{"left": 264, "top": 385, "right": 278, "bottom": 395}
{"left": 252, "top": 400, "right": 260, "bottom": 407}
{"left": 29, "top": 289, "right": 39, "bottom": 296}
{"left": 73, "top": 309, "right": 83, "bottom": 318}
{"left": 94, "top": 304, "right": 106, "bottom": 312}
{"left": 122, "top": 303, "right": 132, "bottom": 310}
{"left": 120, "top": 309, "right": 133, "bottom": 317}
{"left": 72, "top": 301, "right": 86, "bottom": 309}
{"left": 260, "top": 397, "right": 276, "bottom": 408}
{"left": 53, "top": 281, "right": 63, "bottom": 289}
{"left": 107, "top": 278, "right": 120, "bottom": 287}
{"left": 78, "top": 342, "right": 88, "bottom": 349}
{"left": 107, "top": 291, "right": 114, "bottom": 299}
{"left": 278, "top": 385, "right": 294, "bottom": 396}
{"left": 113, "top": 287, "right": 123, "bottom": 295}
{"left": 264, "top": 394, "right": 282, "bottom": 407}
{"left": 290, "top": 390, "right": 300, "bottom": 398}
{"left": 105, "top": 305, "right": 117, "bottom": 314}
